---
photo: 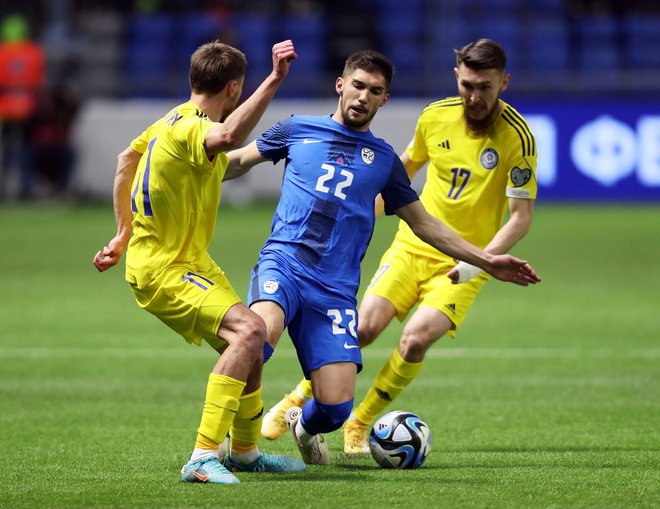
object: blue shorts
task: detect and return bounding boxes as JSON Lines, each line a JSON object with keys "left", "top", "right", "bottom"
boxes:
{"left": 248, "top": 255, "right": 362, "bottom": 378}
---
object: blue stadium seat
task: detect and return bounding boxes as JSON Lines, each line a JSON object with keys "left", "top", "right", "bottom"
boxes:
{"left": 423, "top": 16, "right": 476, "bottom": 96}
{"left": 127, "top": 12, "right": 174, "bottom": 41}
{"left": 275, "top": 13, "right": 327, "bottom": 98}
{"left": 578, "top": 14, "right": 618, "bottom": 40}
{"left": 577, "top": 15, "right": 620, "bottom": 71}
{"left": 376, "top": 0, "right": 425, "bottom": 94}
{"left": 522, "top": 17, "right": 569, "bottom": 71}
{"left": 524, "top": 0, "right": 564, "bottom": 15}
{"left": 378, "top": 0, "right": 424, "bottom": 14}
{"left": 123, "top": 13, "right": 175, "bottom": 98}
{"left": 234, "top": 12, "right": 273, "bottom": 93}
{"left": 624, "top": 14, "right": 660, "bottom": 70}
{"left": 384, "top": 39, "right": 425, "bottom": 73}
{"left": 470, "top": 0, "right": 519, "bottom": 16}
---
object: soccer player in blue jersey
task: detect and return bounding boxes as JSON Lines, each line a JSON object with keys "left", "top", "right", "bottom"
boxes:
{"left": 224, "top": 50, "right": 540, "bottom": 465}
{"left": 93, "top": 40, "right": 306, "bottom": 484}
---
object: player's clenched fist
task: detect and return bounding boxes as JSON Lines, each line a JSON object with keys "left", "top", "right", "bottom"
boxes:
{"left": 271, "top": 39, "right": 297, "bottom": 79}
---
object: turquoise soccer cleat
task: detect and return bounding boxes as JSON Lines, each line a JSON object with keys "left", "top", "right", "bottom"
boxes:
{"left": 180, "top": 456, "right": 240, "bottom": 484}
{"left": 224, "top": 452, "right": 306, "bottom": 473}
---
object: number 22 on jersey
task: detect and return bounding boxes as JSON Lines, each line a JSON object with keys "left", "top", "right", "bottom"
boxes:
{"left": 315, "top": 163, "right": 354, "bottom": 200}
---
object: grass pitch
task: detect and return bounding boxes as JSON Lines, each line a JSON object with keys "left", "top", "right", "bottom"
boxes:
{"left": 0, "top": 203, "right": 658, "bottom": 508}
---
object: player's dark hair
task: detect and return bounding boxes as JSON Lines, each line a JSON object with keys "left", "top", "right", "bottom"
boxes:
{"left": 454, "top": 38, "right": 507, "bottom": 71}
{"left": 343, "top": 50, "right": 395, "bottom": 89}
{"left": 189, "top": 41, "right": 247, "bottom": 95}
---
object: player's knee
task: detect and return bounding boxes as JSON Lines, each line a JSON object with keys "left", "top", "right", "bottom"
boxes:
{"left": 358, "top": 318, "right": 381, "bottom": 347}
{"left": 301, "top": 399, "right": 353, "bottom": 434}
{"left": 399, "top": 329, "right": 434, "bottom": 359}
{"left": 237, "top": 316, "right": 267, "bottom": 358}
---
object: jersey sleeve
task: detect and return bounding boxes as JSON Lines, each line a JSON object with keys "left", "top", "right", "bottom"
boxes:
{"left": 256, "top": 116, "right": 294, "bottom": 163}
{"left": 130, "top": 128, "right": 150, "bottom": 154}
{"left": 503, "top": 106, "right": 538, "bottom": 200}
{"left": 505, "top": 153, "right": 538, "bottom": 200}
{"left": 381, "top": 156, "right": 420, "bottom": 215}
{"left": 406, "top": 111, "right": 429, "bottom": 163}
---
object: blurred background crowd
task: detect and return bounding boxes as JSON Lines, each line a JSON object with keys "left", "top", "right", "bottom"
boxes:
{"left": 1, "top": 0, "right": 659, "bottom": 201}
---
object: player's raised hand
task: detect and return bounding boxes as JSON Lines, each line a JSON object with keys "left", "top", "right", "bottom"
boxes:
{"left": 448, "top": 254, "right": 541, "bottom": 286}
{"left": 271, "top": 39, "right": 297, "bottom": 80}
{"left": 93, "top": 236, "right": 127, "bottom": 272}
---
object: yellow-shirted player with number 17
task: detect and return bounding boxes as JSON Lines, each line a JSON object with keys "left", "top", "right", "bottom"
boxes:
{"left": 261, "top": 38, "right": 539, "bottom": 452}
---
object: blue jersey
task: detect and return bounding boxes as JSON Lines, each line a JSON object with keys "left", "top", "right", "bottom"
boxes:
{"left": 255, "top": 114, "right": 419, "bottom": 297}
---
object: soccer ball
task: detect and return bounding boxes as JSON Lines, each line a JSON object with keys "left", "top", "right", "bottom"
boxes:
{"left": 369, "top": 410, "right": 432, "bottom": 469}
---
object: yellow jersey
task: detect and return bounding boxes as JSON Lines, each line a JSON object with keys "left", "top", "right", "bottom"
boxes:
{"left": 125, "top": 101, "right": 229, "bottom": 287}
{"left": 393, "top": 97, "right": 537, "bottom": 259}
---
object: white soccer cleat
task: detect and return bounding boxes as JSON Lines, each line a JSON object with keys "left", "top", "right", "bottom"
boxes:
{"left": 285, "top": 406, "right": 330, "bottom": 465}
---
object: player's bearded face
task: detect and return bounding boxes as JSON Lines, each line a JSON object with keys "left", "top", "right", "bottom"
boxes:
{"left": 337, "top": 70, "right": 389, "bottom": 130}
{"left": 455, "top": 65, "right": 509, "bottom": 132}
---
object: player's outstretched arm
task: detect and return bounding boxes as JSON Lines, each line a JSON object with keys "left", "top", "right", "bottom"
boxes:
{"left": 93, "top": 146, "right": 142, "bottom": 272}
{"left": 395, "top": 200, "right": 540, "bottom": 286}
{"left": 224, "top": 141, "right": 268, "bottom": 181}
{"left": 205, "top": 40, "right": 297, "bottom": 156}
{"left": 450, "top": 197, "right": 535, "bottom": 283}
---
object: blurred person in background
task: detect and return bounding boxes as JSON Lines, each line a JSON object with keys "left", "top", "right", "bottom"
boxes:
{"left": 260, "top": 39, "right": 539, "bottom": 455}
{"left": 21, "top": 82, "right": 80, "bottom": 200}
{"left": 93, "top": 39, "right": 304, "bottom": 485}
{"left": 0, "top": 13, "right": 45, "bottom": 199}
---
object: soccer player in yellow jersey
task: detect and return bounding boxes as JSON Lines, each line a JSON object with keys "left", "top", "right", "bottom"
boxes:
{"left": 260, "top": 39, "right": 539, "bottom": 453}
{"left": 93, "top": 40, "right": 306, "bottom": 484}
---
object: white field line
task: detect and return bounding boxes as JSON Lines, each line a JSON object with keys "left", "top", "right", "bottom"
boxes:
{"left": 1, "top": 346, "right": 659, "bottom": 360}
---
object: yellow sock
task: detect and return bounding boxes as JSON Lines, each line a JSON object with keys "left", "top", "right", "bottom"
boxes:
{"left": 230, "top": 386, "right": 263, "bottom": 453}
{"left": 297, "top": 378, "right": 313, "bottom": 399}
{"left": 354, "top": 347, "right": 423, "bottom": 425}
{"left": 195, "top": 373, "right": 245, "bottom": 449}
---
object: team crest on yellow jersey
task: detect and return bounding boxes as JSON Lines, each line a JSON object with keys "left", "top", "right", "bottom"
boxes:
{"left": 480, "top": 148, "right": 499, "bottom": 169}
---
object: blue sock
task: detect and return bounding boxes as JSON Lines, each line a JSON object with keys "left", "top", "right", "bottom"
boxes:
{"left": 300, "top": 398, "right": 353, "bottom": 434}
{"left": 263, "top": 342, "right": 274, "bottom": 363}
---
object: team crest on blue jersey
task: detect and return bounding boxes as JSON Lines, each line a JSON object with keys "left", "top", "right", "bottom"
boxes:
{"left": 361, "top": 147, "right": 375, "bottom": 165}
{"left": 480, "top": 148, "right": 499, "bottom": 169}
{"left": 263, "top": 280, "right": 279, "bottom": 294}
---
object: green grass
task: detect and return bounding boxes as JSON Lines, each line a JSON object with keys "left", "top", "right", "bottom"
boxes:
{"left": 0, "top": 203, "right": 658, "bottom": 508}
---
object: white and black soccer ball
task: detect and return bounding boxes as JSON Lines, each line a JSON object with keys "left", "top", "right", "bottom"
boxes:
{"left": 369, "top": 410, "right": 432, "bottom": 469}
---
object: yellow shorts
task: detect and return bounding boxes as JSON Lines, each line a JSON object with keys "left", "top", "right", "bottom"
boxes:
{"left": 363, "top": 245, "right": 490, "bottom": 336}
{"left": 130, "top": 263, "right": 242, "bottom": 349}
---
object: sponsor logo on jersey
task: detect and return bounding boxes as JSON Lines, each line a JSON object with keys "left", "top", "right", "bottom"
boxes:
{"left": 438, "top": 139, "right": 451, "bottom": 150}
{"left": 361, "top": 147, "right": 375, "bottom": 165}
{"left": 480, "top": 148, "right": 499, "bottom": 169}
{"left": 445, "top": 303, "right": 456, "bottom": 314}
{"left": 263, "top": 280, "right": 279, "bottom": 294}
